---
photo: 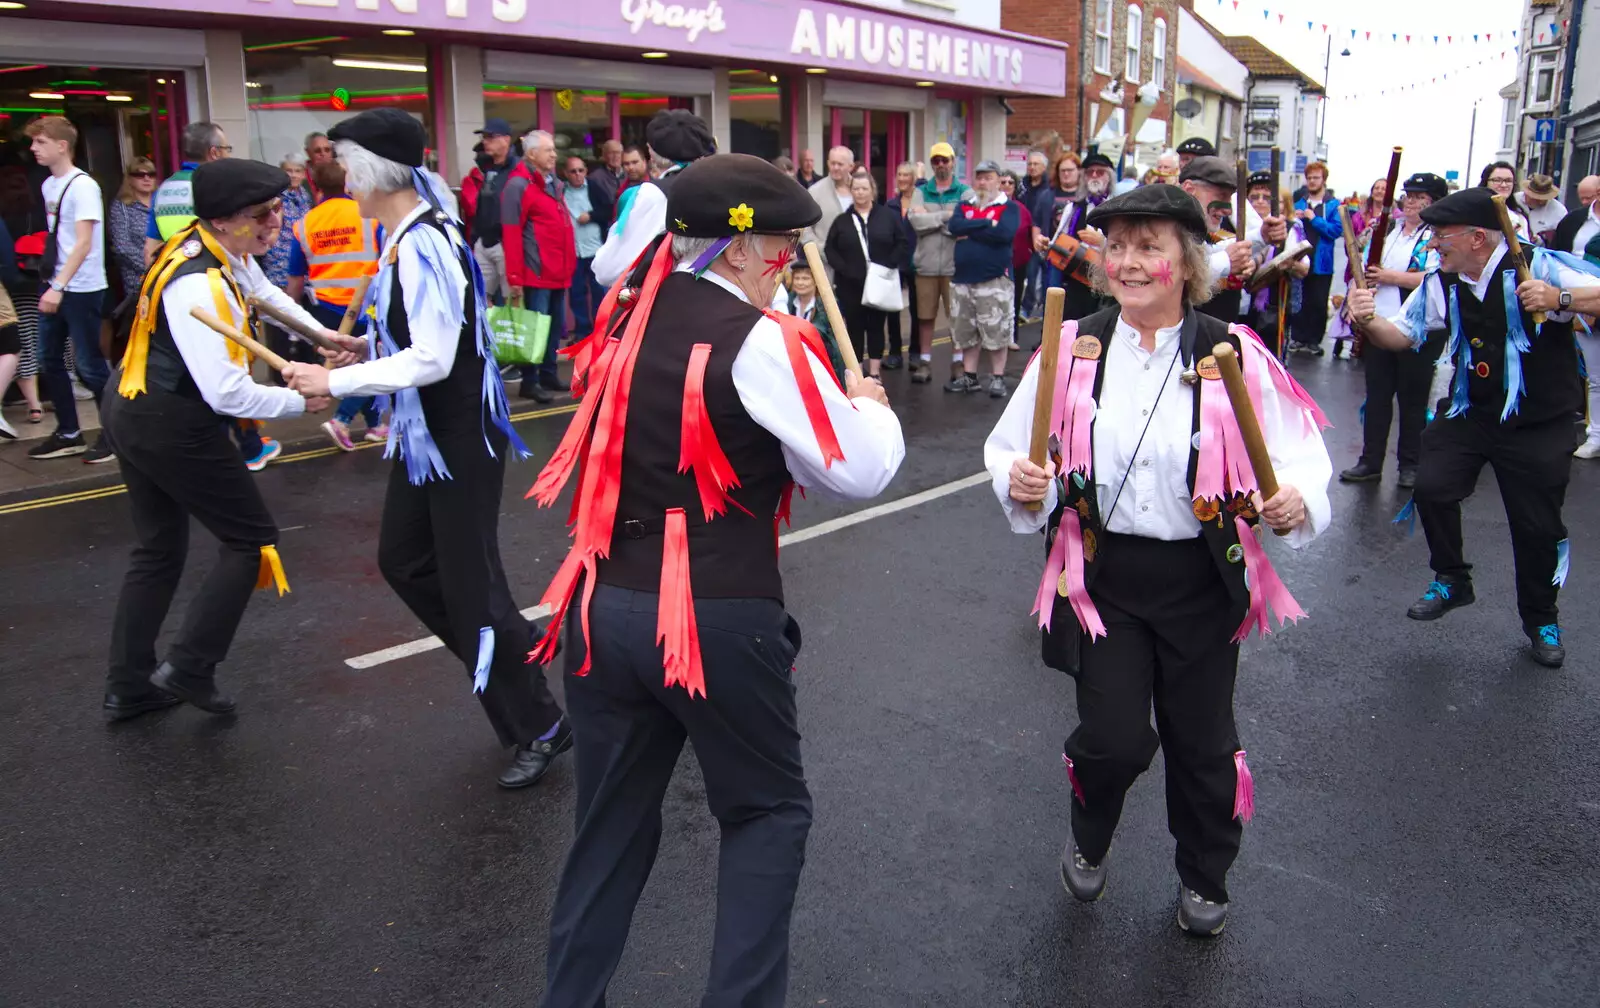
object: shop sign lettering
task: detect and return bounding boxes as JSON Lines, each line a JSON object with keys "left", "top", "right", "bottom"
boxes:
{"left": 620, "top": 0, "right": 726, "bottom": 43}
{"left": 787, "top": 8, "right": 1025, "bottom": 86}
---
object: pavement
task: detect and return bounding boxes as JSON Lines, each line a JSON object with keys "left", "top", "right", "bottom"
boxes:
{"left": 2, "top": 331, "right": 1598, "bottom": 1007}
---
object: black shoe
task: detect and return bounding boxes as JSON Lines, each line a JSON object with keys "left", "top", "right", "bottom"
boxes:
{"left": 149, "top": 662, "right": 236, "bottom": 715}
{"left": 82, "top": 441, "right": 116, "bottom": 465}
{"left": 540, "top": 375, "right": 571, "bottom": 392}
{"left": 1339, "top": 461, "right": 1383, "bottom": 482}
{"left": 1527, "top": 624, "right": 1565, "bottom": 668}
{"left": 882, "top": 354, "right": 904, "bottom": 371}
{"left": 1177, "top": 886, "right": 1228, "bottom": 937}
{"left": 519, "top": 380, "right": 554, "bottom": 404}
{"left": 1406, "top": 577, "right": 1476, "bottom": 621}
{"left": 1059, "top": 839, "right": 1107, "bottom": 902}
{"left": 27, "top": 430, "right": 86, "bottom": 459}
{"left": 103, "top": 688, "right": 183, "bottom": 722}
{"left": 498, "top": 717, "right": 573, "bottom": 788}
{"left": 943, "top": 374, "right": 981, "bottom": 394}
{"left": 1396, "top": 468, "right": 1417, "bottom": 490}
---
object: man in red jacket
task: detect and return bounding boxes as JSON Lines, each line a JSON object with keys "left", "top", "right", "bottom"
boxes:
{"left": 501, "top": 129, "right": 576, "bottom": 403}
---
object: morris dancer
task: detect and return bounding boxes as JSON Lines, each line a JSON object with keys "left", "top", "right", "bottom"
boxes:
{"left": 103, "top": 158, "right": 338, "bottom": 719}
{"left": 1347, "top": 186, "right": 1600, "bottom": 668}
{"left": 591, "top": 109, "right": 717, "bottom": 288}
{"left": 985, "top": 185, "right": 1332, "bottom": 935}
{"left": 1244, "top": 169, "right": 1310, "bottom": 355}
{"left": 282, "top": 108, "right": 569, "bottom": 787}
{"left": 530, "top": 154, "right": 904, "bottom": 1005}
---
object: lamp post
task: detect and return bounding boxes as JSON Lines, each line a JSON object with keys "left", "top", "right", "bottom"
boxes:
{"left": 1317, "top": 36, "right": 1351, "bottom": 152}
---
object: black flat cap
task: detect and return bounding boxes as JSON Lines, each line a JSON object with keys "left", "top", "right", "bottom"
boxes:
{"left": 1179, "top": 155, "right": 1235, "bottom": 190}
{"left": 1085, "top": 183, "right": 1208, "bottom": 240}
{"left": 1177, "top": 137, "right": 1216, "bottom": 157}
{"left": 328, "top": 107, "right": 426, "bottom": 167}
{"left": 1082, "top": 152, "right": 1115, "bottom": 172}
{"left": 193, "top": 159, "right": 289, "bottom": 220}
{"left": 1420, "top": 186, "right": 1503, "bottom": 230}
{"left": 665, "top": 153, "right": 820, "bottom": 238}
{"left": 1403, "top": 171, "right": 1449, "bottom": 202}
{"left": 646, "top": 109, "right": 717, "bottom": 163}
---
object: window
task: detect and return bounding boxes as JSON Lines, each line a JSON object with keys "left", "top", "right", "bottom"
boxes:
{"left": 1093, "top": 0, "right": 1112, "bottom": 75}
{"left": 1152, "top": 18, "right": 1167, "bottom": 91}
{"left": 1528, "top": 52, "right": 1557, "bottom": 106}
{"left": 1125, "top": 5, "right": 1142, "bottom": 83}
{"left": 1501, "top": 96, "right": 1517, "bottom": 149}
{"left": 1220, "top": 102, "right": 1234, "bottom": 141}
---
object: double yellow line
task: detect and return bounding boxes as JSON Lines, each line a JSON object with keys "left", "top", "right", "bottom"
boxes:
{"left": 0, "top": 401, "right": 582, "bottom": 517}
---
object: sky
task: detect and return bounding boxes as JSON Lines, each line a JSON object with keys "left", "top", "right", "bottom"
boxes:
{"left": 1191, "top": 0, "right": 1526, "bottom": 194}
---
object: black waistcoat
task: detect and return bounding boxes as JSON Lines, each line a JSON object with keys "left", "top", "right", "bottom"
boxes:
{"left": 596, "top": 272, "right": 792, "bottom": 601}
{"left": 386, "top": 213, "right": 487, "bottom": 439}
{"left": 143, "top": 247, "right": 246, "bottom": 402}
{"left": 1440, "top": 248, "right": 1580, "bottom": 427}
{"left": 1041, "top": 307, "right": 1254, "bottom": 672}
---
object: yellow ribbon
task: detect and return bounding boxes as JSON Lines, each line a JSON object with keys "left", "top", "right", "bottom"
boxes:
{"left": 256, "top": 545, "right": 290, "bottom": 596}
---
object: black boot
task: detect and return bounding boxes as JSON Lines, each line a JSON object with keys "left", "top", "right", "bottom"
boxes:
{"left": 1526, "top": 624, "right": 1565, "bottom": 668}
{"left": 519, "top": 379, "right": 554, "bottom": 404}
{"left": 149, "top": 661, "right": 237, "bottom": 714}
{"left": 1406, "top": 576, "right": 1476, "bottom": 621}
{"left": 103, "top": 687, "right": 183, "bottom": 722}
{"left": 1339, "top": 460, "right": 1383, "bottom": 482}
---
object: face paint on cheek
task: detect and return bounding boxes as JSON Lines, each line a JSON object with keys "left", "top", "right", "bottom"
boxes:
{"left": 1152, "top": 260, "right": 1174, "bottom": 286}
{"left": 761, "top": 244, "right": 794, "bottom": 278}
{"left": 1104, "top": 259, "right": 1121, "bottom": 279}
{"left": 233, "top": 225, "right": 253, "bottom": 237}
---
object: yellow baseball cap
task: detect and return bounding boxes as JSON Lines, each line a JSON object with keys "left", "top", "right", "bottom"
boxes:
{"left": 929, "top": 142, "right": 956, "bottom": 160}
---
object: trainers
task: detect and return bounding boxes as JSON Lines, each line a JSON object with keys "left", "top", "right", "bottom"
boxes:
{"left": 910, "top": 360, "right": 933, "bottom": 384}
{"left": 71, "top": 380, "right": 94, "bottom": 401}
{"left": 1059, "top": 839, "right": 1107, "bottom": 902}
{"left": 244, "top": 438, "right": 282, "bottom": 472}
{"left": 1574, "top": 439, "right": 1600, "bottom": 459}
{"left": 944, "top": 374, "right": 981, "bottom": 394}
{"left": 27, "top": 430, "right": 87, "bottom": 459}
{"left": 0, "top": 412, "right": 15, "bottom": 440}
{"left": 1177, "top": 886, "right": 1228, "bottom": 937}
{"left": 988, "top": 375, "right": 1008, "bottom": 398}
{"left": 321, "top": 419, "right": 356, "bottom": 451}
{"left": 882, "top": 354, "right": 904, "bottom": 371}
{"left": 1527, "top": 623, "right": 1565, "bottom": 668}
{"left": 82, "top": 441, "right": 116, "bottom": 465}
{"left": 1406, "top": 577, "right": 1475, "bottom": 621}
{"left": 364, "top": 424, "right": 390, "bottom": 443}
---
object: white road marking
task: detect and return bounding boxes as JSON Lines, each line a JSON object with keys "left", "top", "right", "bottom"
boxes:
{"left": 342, "top": 471, "right": 989, "bottom": 669}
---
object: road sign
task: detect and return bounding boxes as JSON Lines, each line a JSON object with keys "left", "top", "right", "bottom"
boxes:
{"left": 1446, "top": 170, "right": 1460, "bottom": 181}
{"left": 1294, "top": 154, "right": 1308, "bottom": 173}
{"left": 1247, "top": 149, "right": 1272, "bottom": 172}
{"left": 1533, "top": 118, "right": 1557, "bottom": 143}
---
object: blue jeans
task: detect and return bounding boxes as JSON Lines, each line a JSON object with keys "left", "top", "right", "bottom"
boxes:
{"left": 38, "top": 287, "right": 109, "bottom": 435}
{"left": 567, "top": 257, "right": 607, "bottom": 339}
{"left": 518, "top": 286, "right": 564, "bottom": 386}
{"left": 1021, "top": 256, "right": 1045, "bottom": 317}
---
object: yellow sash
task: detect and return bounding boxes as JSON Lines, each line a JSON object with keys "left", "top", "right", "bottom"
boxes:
{"left": 118, "top": 225, "right": 251, "bottom": 398}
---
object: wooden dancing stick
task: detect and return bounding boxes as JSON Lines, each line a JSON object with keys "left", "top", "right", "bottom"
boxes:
{"left": 1490, "top": 194, "right": 1545, "bottom": 326}
{"left": 1339, "top": 204, "right": 1366, "bottom": 291}
{"left": 1276, "top": 275, "right": 1291, "bottom": 364}
{"left": 1367, "top": 146, "right": 1403, "bottom": 272}
{"left": 801, "top": 240, "right": 863, "bottom": 378}
{"left": 248, "top": 297, "right": 344, "bottom": 353}
{"left": 189, "top": 306, "right": 290, "bottom": 371}
{"left": 1234, "top": 158, "right": 1249, "bottom": 241}
{"left": 1024, "top": 286, "right": 1067, "bottom": 513}
{"left": 339, "top": 274, "right": 374, "bottom": 336}
{"left": 1211, "top": 342, "right": 1289, "bottom": 537}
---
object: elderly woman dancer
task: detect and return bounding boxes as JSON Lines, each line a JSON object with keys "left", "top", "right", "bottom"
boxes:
{"left": 984, "top": 185, "right": 1333, "bottom": 935}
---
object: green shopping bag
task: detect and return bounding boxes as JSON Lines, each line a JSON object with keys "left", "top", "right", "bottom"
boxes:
{"left": 487, "top": 304, "right": 550, "bottom": 366}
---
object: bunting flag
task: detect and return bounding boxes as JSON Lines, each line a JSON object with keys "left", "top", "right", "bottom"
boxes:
{"left": 1334, "top": 48, "right": 1514, "bottom": 100}
{"left": 1211, "top": 1, "right": 1519, "bottom": 43}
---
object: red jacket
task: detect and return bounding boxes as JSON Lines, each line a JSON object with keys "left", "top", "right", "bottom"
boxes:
{"left": 501, "top": 161, "right": 576, "bottom": 290}
{"left": 461, "top": 165, "right": 488, "bottom": 244}
{"left": 1011, "top": 203, "right": 1034, "bottom": 272}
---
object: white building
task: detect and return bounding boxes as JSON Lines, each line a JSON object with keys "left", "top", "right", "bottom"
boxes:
{"left": 1174, "top": 6, "right": 1248, "bottom": 162}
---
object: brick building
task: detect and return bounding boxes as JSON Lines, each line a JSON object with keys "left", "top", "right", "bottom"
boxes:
{"left": 1002, "top": 0, "right": 1180, "bottom": 167}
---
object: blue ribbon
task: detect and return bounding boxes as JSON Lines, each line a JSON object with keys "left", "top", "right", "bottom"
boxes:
{"left": 1404, "top": 270, "right": 1432, "bottom": 352}
{"left": 1553, "top": 538, "right": 1570, "bottom": 587}
{"left": 1501, "top": 269, "right": 1531, "bottom": 422}
{"left": 473, "top": 626, "right": 494, "bottom": 694}
{"left": 1445, "top": 285, "right": 1471, "bottom": 417}
{"left": 1392, "top": 497, "right": 1417, "bottom": 536}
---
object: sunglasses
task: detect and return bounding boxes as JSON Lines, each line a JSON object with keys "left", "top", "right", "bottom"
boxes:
{"left": 128, "top": 171, "right": 156, "bottom": 179}
{"left": 250, "top": 198, "right": 284, "bottom": 222}
{"left": 930, "top": 156, "right": 951, "bottom": 165}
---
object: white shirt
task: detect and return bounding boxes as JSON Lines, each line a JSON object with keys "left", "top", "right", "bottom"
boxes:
{"left": 684, "top": 266, "right": 905, "bottom": 500}
{"left": 159, "top": 252, "right": 309, "bottom": 420}
{"left": 328, "top": 203, "right": 464, "bottom": 399}
{"left": 1388, "top": 242, "right": 1600, "bottom": 343}
{"left": 43, "top": 168, "right": 106, "bottom": 292}
{"left": 984, "top": 315, "right": 1332, "bottom": 549}
{"left": 1570, "top": 201, "right": 1600, "bottom": 256}
{"left": 1207, "top": 203, "right": 1265, "bottom": 284}
{"left": 1523, "top": 197, "right": 1568, "bottom": 244}
{"left": 593, "top": 173, "right": 676, "bottom": 287}
{"left": 1373, "top": 222, "right": 1437, "bottom": 319}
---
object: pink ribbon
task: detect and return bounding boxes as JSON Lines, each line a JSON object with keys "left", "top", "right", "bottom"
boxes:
{"left": 1060, "top": 507, "right": 1107, "bottom": 640}
{"left": 1032, "top": 523, "right": 1068, "bottom": 633}
{"left": 1195, "top": 378, "right": 1231, "bottom": 503}
{"left": 1233, "top": 750, "right": 1255, "bottom": 822}
{"left": 1063, "top": 753, "right": 1086, "bottom": 806}
{"left": 1063, "top": 358, "right": 1098, "bottom": 477}
{"left": 1231, "top": 515, "right": 1307, "bottom": 641}
{"left": 1044, "top": 321, "right": 1078, "bottom": 445}
{"left": 1230, "top": 323, "right": 1332, "bottom": 432}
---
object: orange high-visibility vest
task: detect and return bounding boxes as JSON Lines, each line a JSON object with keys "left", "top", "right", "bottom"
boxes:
{"left": 294, "top": 196, "right": 379, "bottom": 308}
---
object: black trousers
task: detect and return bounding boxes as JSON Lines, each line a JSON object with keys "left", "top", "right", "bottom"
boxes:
{"left": 901, "top": 273, "right": 923, "bottom": 357}
{"left": 1291, "top": 273, "right": 1333, "bottom": 346}
{"left": 1064, "top": 533, "right": 1245, "bottom": 904}
{"left": 885, "top": 273, "right": 909, "bottom": 357}
{"left": 103, "top": 388, "right": 278, "bottom": 693}
{"left": 1360, "top": 344, "right": 1436, "bottom": 470}
{"left": 836, "top": 277, "right": 889, "bottom": 361}
{"left": 1414, "top": 411, "right": 1572, "bottom": 629}
{"left": 544, "top": 586, "right": 810, "bottom": 1008}
{"left": 376, "top": 430, "right": 562, "bottom": 747}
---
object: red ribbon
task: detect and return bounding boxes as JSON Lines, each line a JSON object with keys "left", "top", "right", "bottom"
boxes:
{"left": 762, "top": 310, "right": 845, "bottom": 467}
{"left": 657, "top": 509, "right": 706, "bottom": 698}
{"left": 679, "top": 343, "right": 750, "bottom": 522}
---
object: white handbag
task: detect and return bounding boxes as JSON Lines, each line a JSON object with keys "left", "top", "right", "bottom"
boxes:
{"left": 854, "top": 212, "right": 906, "bottom": 313}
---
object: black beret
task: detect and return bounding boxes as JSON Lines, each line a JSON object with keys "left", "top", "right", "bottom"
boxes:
{"left": 1179, "top": 155, "right": 1235, "bottom": 190}
{"left": 1403, "top": 171, "right": 1449, "bottom": 202}
{"left": 1246, "top": 170, "right": 1273, "bottom": 189}
{"left": 1086, "top": 183, "right": 1208, "bottom": 240}
{"left": 665, "top": 153, "right": 820, "bottom": 238}
{"left": 1081, "top": 153, "right": 1115, "bottom": 172}
{"left": 193, "top": 159, "right": 289, "bottom": 220}
{"left": 646, "top": 109, "right": 717, "bottom": 163}
{"left": 1176, "top": 137, "right": 1217, "bottom": 157}
{"left": 1420, "top": 186, "right": 1503, "bottom": 230}
{"left": 328, "top": 107, "right": 426, "bottom": 167}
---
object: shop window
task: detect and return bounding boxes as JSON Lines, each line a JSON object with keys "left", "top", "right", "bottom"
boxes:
{"left": 1125, "top": 5, "right": 1142, "bottom": 84}
{"left": 1152, "top": 18, "right": 1167, "bottom": 92}
{"left": 1093, "top": 0, "right": 1112, "bottom": 75}
{"left": 551, "top": 88, "right": 611, "bottom": 164}
{"left": 483, "top": 83, "right": 540, "bottom": 143}
{"left": 244, "top": 33, "right": 431, "bottom": 166}
{"left": 931, "top": 98, "right": 968, "bottom": 181}
{"left": 729, "top": 70, "right": 786, "bottom": 161}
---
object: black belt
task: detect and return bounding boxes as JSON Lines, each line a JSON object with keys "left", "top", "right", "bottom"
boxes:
{"left": 618, "top": 512, "right": 709, "bottom": 539}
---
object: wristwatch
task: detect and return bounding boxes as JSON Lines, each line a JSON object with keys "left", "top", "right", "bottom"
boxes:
{"left": 1559, "top": 289, "right": 1572, "bottom": 309}
{"left": 48, "top": 280, "right": 65, "bottom": 293}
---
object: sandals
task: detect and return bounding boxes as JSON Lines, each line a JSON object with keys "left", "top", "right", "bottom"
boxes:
{"left": 27, "top": 408, "right": 42, "bottom": 424}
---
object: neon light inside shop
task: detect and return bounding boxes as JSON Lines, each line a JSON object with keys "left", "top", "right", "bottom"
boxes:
{"left": 243, "top": 36, "right": 349, "bottom": 52}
